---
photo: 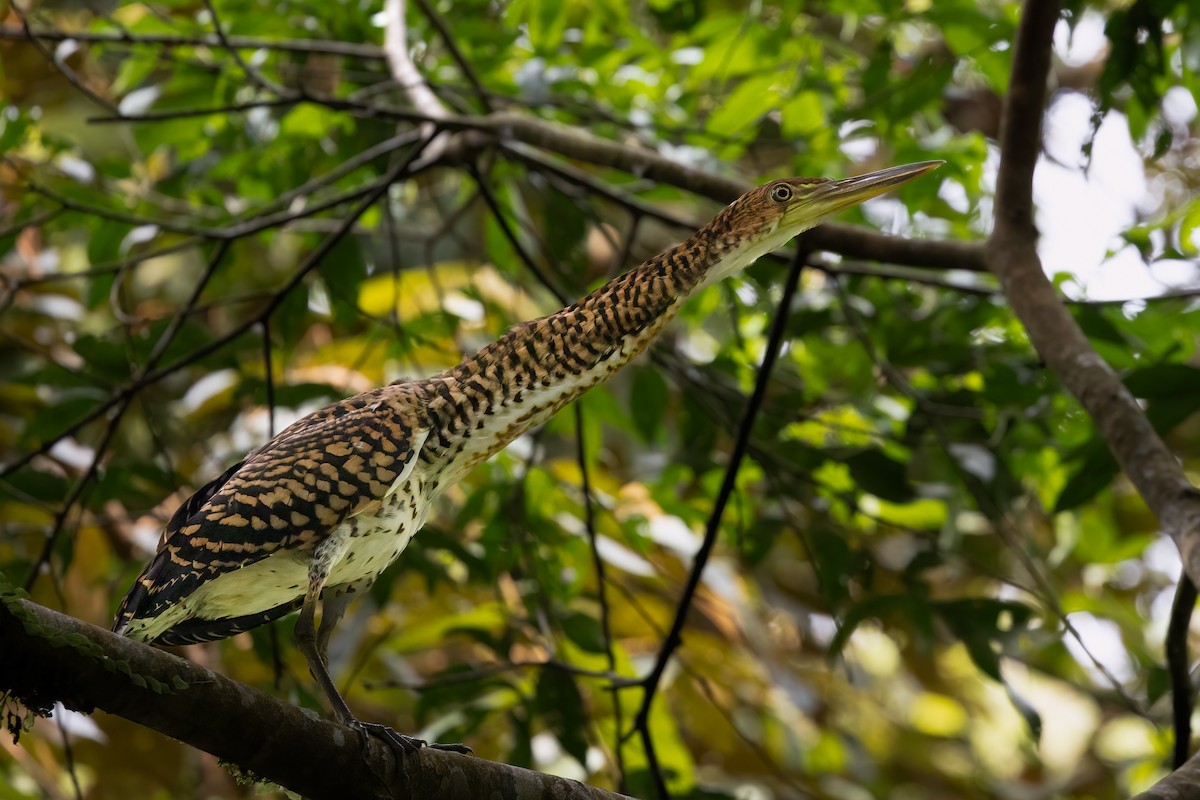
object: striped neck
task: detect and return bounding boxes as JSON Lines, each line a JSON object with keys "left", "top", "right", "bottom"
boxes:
{"left": 416, "top": 231, "right": 729, "bottom": 481}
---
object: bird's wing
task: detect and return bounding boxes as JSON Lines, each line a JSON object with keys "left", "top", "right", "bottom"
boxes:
{"left": 115, "top": 384, "right": 428, "bottom": 631}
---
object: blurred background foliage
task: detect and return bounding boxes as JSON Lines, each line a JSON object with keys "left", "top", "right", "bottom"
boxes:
{"left": 2, "top": 0, "right": 1200, "bottom": 798}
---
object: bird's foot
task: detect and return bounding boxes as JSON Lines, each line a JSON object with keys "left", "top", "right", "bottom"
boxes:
{"left": 345, "top": 718, "right": 472, "bottom": 756}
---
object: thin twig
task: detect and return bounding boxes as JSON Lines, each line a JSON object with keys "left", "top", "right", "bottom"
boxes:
{"left": 625, "top": 247, "right": 809, "bottom": 799}
{"left": 365, "top": 658, "right": 638, "bottom": 692}
{"left": 469, "top": 164, "right": 568, "bottom": 304}
{"left": 247, "top": 132, "right": 420, "bottom": 223}
{"left": 12, "top": 237, "right": 205, "bottom": 287}
{"left": 0, "top": 25, "right": 387, "bottom": 58}
{"left": 0, "top": 207, "right": 63, "bottom": 239}
{"left": 90, "top": 97, "right": 299, "bottom": 123}
{"left": 1, "top": 137, "right": 434, "bottom": 484}
{"left": 10, "top": 6, "right": 118, "bottom": 113}
{"left": 26, "top": 168, "right": 399, "bottom": 241}
{"left": 574, "top": 403, "right": 624, "bottom": 786}
{"left": 200, "top": 0, "right": 294, "bottom": 97}
{"left": 411, "top": 0, "right": 492, "bottom": 112}
{"left": 23, "top": 397, "right": 134, "bottom": 591}
{"left": 57, "top": 707, "right": 83, "bottom": 800}
{"left": 261, "top": 320, "right": 276, "bottom": 439}
{"left": 23, "top": 239, "right": 233, "bottom": 590}
{"left": 829, "top": 273, "right": 1143, "bottom": 713}
{"left": 1169, "top": 577, "right": 1197, "bottom": 768}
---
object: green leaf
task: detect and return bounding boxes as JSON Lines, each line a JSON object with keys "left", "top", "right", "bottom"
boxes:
{"left": 810, "top": 527, "right": 862, "bottom": 608}
{"left": 845, "top": 449, "right": 915, "bottom": 503}
{"left": 1124, "top": 364, "right": 1200, "bottom": 399}
{"left": 630, "top": 367, "right": 669, "bottom": 443}
{"left": 781, "top": 90, "right": 825, "bottom": 136}
{"left": 829, "top": 594, "right": 934, "bottom": 659}
{"left": 87, "top": 222, "right": 130, "bottom": 276}
{"left": 740, "top": 517, "right": 781, "bottom": 566}
{"left": 0, "top": 106, "right": 30, "bottom": 152}
{"left": 273, "top": 283, "right": 310, "bottom": 347}
{"left": 706, "top": 74, "right": 781, "bottom": 137}
{"left": 280, "top": 105, "right": 331, "bottom": 139}
{"left": 561, "top": 610, "right": 608, "bottom": 654}
{"left": 18, "top": 397, "right": 101, "bottom": 449}
{"left": 935, "top": 599, "right": 1040, "bottom": 740}
{"left": 534, "top": 666, "right": 589, "bottom": 765}
{"left": 1054, "top": 449, "right": 1119, "bottom": 513}
{"left": 1147, "top": 665, "right": 1170, "bottom": 705}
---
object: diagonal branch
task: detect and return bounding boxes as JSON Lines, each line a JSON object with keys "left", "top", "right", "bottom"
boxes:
{"left": 199, "top": 0, "right": 293, "bottom": 97}
{"left": 9, "top": 5, "right": 118, "bottom": 113}
{"left": 1, "top": 138, "right": 434, "bottom": 486}
{"left": 624, "top": 246, "right": 809, "bottom": 798}
{"left": 987, "top": 0, "right": 1200, "bottom": 769}
{"left": 382, "top": 0, "right": 455, "bottom": 172}
{"left": 383, "top": 0, "right": 449, "bottom": 121}
{"left": 0, "top": 597, "right": 633, "bottom": 800}
{"left": 987, "top": 0, "right": 1200, "bottom": 586}
{"left": 410, "top": 0, "right": 491, "bottom": 112}
{"left": 984, "top": 10, "right": 1200, "bottom": 767}
{"left": 1132, "top": 749, "right": 1200, "bottom": 799}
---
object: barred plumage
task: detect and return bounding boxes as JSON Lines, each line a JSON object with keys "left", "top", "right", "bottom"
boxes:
{"left": 114, "top": 162, "right": 941, "bottom": 751}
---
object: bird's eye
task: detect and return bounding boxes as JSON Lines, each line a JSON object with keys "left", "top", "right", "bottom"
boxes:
{"left": 770, "top": 184, "right": 792, "bottom": 203}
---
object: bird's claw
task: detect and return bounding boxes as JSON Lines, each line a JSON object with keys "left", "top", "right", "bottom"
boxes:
{"left": 345, "top": 719, "right": 471, "bottom": 756}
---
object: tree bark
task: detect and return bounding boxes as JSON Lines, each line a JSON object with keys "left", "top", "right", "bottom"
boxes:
{"left": 986, "top": 2, "right": 1200, "bottom": 587}
{"left": 1132, "top": 751, "right": 1200, "bottom": 799}
{"left": 0, "top": 597, "right": 632, "bottom": 800}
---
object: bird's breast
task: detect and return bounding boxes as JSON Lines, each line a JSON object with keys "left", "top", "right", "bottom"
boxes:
{"left": 326, "top": 476, "right": 431, "bottom": 587}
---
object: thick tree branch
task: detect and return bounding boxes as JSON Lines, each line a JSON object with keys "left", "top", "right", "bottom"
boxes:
{"left": 986, "top": 0, "right": 1200, "bottom": 587}
{"left": 1132, "top": 750, "right": 1200, "bottom": 799}
{"left": 473, "top": 111, "right": 984, "bottom": 271}
{"left": 0, "top": 598, "right": 632, "bottom": 800}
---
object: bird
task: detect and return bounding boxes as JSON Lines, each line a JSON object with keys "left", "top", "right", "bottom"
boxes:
{"left": 113, "top": 160, "right": 942, "bottom": 752}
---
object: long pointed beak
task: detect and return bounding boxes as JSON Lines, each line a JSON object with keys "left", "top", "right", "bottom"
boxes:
{"left": 817, "top": 160, "right": 944, "bottom": 214}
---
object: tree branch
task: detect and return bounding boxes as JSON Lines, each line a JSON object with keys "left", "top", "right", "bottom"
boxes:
{"left": 625, "top": 246, "right": 809, "bottom": 799}
{"left": 0, "top": 25, "right": 387, "bottom": 58}
{"left": 410, "top": 0, "right": 491, "bottom": 112}
{"left": 986, "top": 0, "right": 1200, "bottom": 587}
{"left": 199, "top": 0, "right": 293, "bottom": 97}
{"left": 988, "top": 5, "right": 1200, "bottom": 766}
{"left": 1131, "top": 750, "right": 1200, "bottom": 800}
{"left": 13, "top": 6, "right": 979, "bottom": 277}
{"left": 0, "top": 597, "right": 632, "bottom": 800}
{"left": 9, "top": 6, "right": 118, "bottom": 113}
{"left": 466, "top": 111, "right": 983, "bottom": 270}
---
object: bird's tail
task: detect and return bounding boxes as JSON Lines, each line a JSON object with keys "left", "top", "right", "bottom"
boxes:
{"left": 112, "top": 552, "right": 168, "bottom": 640}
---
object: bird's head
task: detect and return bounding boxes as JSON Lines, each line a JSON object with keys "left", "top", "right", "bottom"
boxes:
{"left": 701, "top": 160, "right": 944, "bottom": 283}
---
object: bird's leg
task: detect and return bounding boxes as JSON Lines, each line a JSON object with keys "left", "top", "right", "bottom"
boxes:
{"left": 295, "top": 583, "right": 357, "bottom": 726}
{"left": 296, "top": 578, "right": 472, "bottom": 756}
{"left": 314, "top": 583, "right": 356, "bottom": 666}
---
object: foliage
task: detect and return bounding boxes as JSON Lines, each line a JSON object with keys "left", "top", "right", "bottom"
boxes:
{"left": 1, "top": 0, "right": 1199, "bottom": 798}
